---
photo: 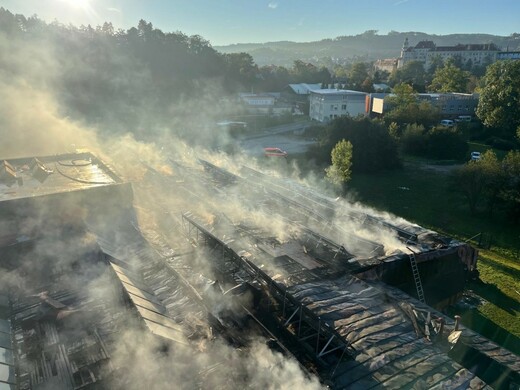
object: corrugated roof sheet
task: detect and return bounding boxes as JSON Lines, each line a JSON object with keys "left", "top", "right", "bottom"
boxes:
{"left": 287, "top": 276, "right": 488, "bottom": 388}
{"left": 287, "top": 83, "right": 322, "bottom": 94}
{"left": 109, "top": 261, "right": 187, "bottom": 345}
{"left": 0, "top": 152, "right": 121, "bottom": 202}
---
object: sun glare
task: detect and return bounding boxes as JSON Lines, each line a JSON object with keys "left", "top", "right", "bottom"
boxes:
{"left": 58, "top": 0, "right": 92, "bottom": 12}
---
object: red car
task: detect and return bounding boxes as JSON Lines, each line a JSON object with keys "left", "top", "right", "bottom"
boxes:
{"left": 264, "top": 147, "right": 288, "bottom": 158}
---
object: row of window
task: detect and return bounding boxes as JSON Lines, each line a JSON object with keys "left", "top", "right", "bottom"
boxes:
{"left": 441, "top": 105, "right": 473, "bottom": 111}
{"left": 330, "top": 104, "right": 348, "bottom": 110}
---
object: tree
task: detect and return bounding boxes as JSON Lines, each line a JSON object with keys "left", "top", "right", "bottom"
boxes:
{"left": 347, "top": 62, "right": 369, "bottom": 89}
{"left": 479, "top": 151, "right": 506, "bottom": 216}
{"left": 426, "top": 126, "right": 467, "bottom": 160}
{"left": 325, "top": 139, "right": 353, "bottom": 185}
{"left": 389, "top": 61, "right": 426, "bottom": 91}
{"left": 400, "top": 124, "right": 428, "bottom": 155}
{"left": 429, "top": 62, "right": 470, "bottom": 93}
{"left": 224, "top": 52, "right": 258, "bottom": 89}
{"left": 501, "top": 150, "right": 520, "bottom": 223}
{"left": 312, "top": 116, "right": 400, "bottom": 173}
{"left": 427, "top": 55, "right": 444, "bottom": 77}
{"left": 477, "top": 60, "right": 520, "bottom": 138}
{"left": 384, "top": 83, "right": 440, "bottom": 128}
{"left": 388, "top": 83, "right": 416, "bottom": 107}
{"left": 452, "top": 150, "right": 506, "bottom": 215}
{"left": 373, "top": 69, "right": 389, "bottom": 84}
{"left": 452, "top": 162, "right": 486, "bottom": 215}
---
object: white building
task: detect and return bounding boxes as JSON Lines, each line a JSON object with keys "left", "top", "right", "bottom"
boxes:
{"left": 239, "top": 93, "right": 276, "bottom": 107}
{"left": 397, "top": 38, "right": 500, "bottom": 69}
{"left": 309, "top": 89, "right": 368, "bottom": 122}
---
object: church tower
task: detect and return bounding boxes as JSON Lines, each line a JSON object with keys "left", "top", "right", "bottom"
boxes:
{"left": 398, "top": 37, "right": 410, "bottom": 68}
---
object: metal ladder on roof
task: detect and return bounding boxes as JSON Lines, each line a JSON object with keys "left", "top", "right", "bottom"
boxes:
{"left": 409, "top": 252, "right": 426, "bottom": 303}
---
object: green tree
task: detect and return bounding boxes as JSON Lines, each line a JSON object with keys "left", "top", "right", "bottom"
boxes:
{"left": 477, "top": 60, "right": 520, "bottom": 138}
{"left": 429, "top": 63, "right": 470, "bottom": 93}
{"left": 389, "top": 61, "right": 426, "bottom": 91}
{"left": 388, "top": 122, "right": 400, "bottom": 141}
{"left": 385, "top": 84, "right": 440, "bottom": 128}
{"left": 426, "top": 126, "right": 468, "bottom": 160}
{"left": 224, "top": 52, "right": 258, "bottom": 89}
{"left": 400, "top": 124, "right": 428, "bottom": 155}
{"left": 347, "top": 62, "right": 369, "bottom": 89}
{"left": 501, "top": 150, "right": 520, "bottom": 223}
{"left": 427, "top": 55, "right": 444, "bottom": 78}
{"left": 373, "top": 69, "right": 389, "bottom": 84}
{"left": 313, "top": 116, "right": 400, "bottom": 173}
{"left": 452, "top": 161, "right": 486, "bottom": 215}
{"left": 325, "top": 139, "right": 353, "bottom": 185}
{"left": 452, "top": 150, "right": 506, "bottom": 215}
{"left": 388, "top": 83, "right": 416, "bottom": 107}
{"left": 479, "top": 151, "right": 506, "bottom": 217}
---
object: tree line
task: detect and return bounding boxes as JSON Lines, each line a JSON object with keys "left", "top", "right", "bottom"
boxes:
{"left": 0, "top": 8, "right": 332, "bottom": 137}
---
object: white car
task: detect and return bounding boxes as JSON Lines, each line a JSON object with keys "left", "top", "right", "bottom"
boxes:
{"left": 440, "top": 119, "right": 455, "bottom": 127}
{"left": 470, "top": 151, "right": 481, "bottom": 161}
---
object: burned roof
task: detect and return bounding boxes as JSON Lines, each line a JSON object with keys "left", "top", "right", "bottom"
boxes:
{"left": 1, "top": 149, "right": 519, "bottom": 389}
{"left": 0, "top": 151, "right": 123, "bottom": 202}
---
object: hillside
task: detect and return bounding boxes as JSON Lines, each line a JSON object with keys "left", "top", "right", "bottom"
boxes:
{"left": 215, "top": 31, "right": 520, "bottom": 67}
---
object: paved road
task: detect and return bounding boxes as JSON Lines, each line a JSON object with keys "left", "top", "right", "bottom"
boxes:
{"left": 238, "top": 121, "right": 317, "bottom": 158}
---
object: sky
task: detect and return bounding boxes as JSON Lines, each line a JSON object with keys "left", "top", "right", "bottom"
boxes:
{"left": 1, "top": 0, "right": 519, "bottom": 46}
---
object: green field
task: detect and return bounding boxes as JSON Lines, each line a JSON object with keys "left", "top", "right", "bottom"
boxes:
{"left": 346, "top": 160, "right": 520, "bottom": 348}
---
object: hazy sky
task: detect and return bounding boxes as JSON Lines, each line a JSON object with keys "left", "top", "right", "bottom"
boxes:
{"left": 1, "top": 0, "right": 519, "bottom": 46}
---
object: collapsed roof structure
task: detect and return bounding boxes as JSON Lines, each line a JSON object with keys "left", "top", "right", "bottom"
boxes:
{"left": 0, "top": 151, "right": 519, "bottom": 389}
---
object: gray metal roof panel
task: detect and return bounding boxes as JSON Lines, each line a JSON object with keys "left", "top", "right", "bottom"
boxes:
{"left": 112, "top": 270, "right": 155, "bottom": 296}
{"left": 0, "top": 321, "right": 9, "bottom": 336}
{"left": 119, "top": 280, "right": 163, "bottom": 305}
{"left": 135, "top": 305, "right": 184, "bottom": 334}
{"left": 0, "top": 349, "right": 13, "bottom": 366}
{"left": 127, "top": 292, "right": 167, "bottom": 315}
{"left": 143, "top": 320, "right": 188, "bottom": 346}
{"left": 0, "top": 335, "right": 10, "bottom": 351}
{"left": 0, "top": 363, "right": 15, "bottom": 385}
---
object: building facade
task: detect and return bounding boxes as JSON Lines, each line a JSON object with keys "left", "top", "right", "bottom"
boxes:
{"left": 309, "top": 89, "right": 368, "bottom": 122}
{"left": 370, "top": 92, "right": 479, "bottom": 118}
{"left": 374, "top": 58, "right": 398, "bottom": 73}
{"left": 397, "top": 38, "right": 500, "bottom": 69}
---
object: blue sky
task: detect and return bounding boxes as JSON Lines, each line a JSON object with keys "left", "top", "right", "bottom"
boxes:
{"left": 1, "top": 0, "right": 519, "bottom": 45}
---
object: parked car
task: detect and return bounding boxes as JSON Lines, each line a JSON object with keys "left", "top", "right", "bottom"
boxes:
{"left": 470, "top": 151, "right": 481, "bottom": 161}
{"left": 440, "top": 119, "right": 455, "bottom": 127}
{"left": 264, "top": 147, "right": 288, "bottom": 158}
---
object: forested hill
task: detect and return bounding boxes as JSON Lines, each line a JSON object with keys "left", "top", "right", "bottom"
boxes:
{"left": 215, "top": 31, "right": 520, "bottom": 66}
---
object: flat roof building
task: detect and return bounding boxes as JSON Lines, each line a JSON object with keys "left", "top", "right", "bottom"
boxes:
{"left": 309, "top": 89, "right": 368, "bottom": 122}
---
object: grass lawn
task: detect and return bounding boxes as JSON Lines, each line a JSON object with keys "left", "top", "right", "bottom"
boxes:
{"left": 347, "top": 162, "right": 520, "bottom": 344}
{"left": 348, "top": 163, "right": 520, "bottom": 250}
{"left": 467, "top": 142, "right": 508, "bottom": 159}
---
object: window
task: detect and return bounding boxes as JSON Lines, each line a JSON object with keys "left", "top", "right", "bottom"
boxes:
{"left": 341, "top": 104, "right": 347, "bottom": 110}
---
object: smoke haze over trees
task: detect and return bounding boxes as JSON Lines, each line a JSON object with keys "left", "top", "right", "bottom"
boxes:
{"left": 0, "top": 7, "right": 331, "bottom": 148}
